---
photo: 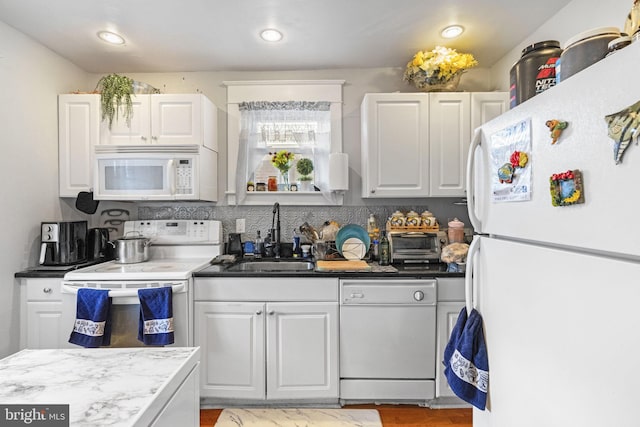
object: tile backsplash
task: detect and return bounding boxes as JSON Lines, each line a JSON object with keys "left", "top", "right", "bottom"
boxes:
{"left": 138, "top": 200, "right": 470, "bottom": 243}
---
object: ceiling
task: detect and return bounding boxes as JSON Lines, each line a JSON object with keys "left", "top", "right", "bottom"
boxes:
{"left": 0, "top": 0, "right": 572, "bottom": 73}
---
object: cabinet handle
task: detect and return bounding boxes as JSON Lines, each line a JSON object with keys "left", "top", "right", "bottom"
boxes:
{"left": 371, "top": 189, "right": 375, "bottom": 194}
{"left": 255, "top": 310, "right": 263, "bottom": 315}
{"left": 43, "top": 288, "right": 52, "bottom": 294}
{"left": 152, "top": 136, "right": 158, "bottom": 141}
{"left": 268, "top": 310, "right": 275, "bottom": 315}
{"left": 140, "top": 136, "right": 147, "bottom": 141}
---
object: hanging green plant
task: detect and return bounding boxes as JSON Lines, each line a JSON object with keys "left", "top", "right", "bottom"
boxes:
{"left": 95, "top": 73, "right": 134, "bottom": 129}
{"left": 296, "top": 157, "right": 314, "bottom": 180}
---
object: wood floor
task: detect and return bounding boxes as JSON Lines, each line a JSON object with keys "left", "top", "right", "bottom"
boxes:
{"left": 200, "top": 405, "right": 472, "bottom": 426}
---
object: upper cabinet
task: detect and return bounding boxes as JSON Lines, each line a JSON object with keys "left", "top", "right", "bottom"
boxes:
{"left": 361, "top": 92, "right": 508, "bottom": 198}
{"left": 58, "top": 94, "right": 100, "bottom": 197}
{"left": 58, "top": 93, "right": 218, "bottom": 198}
{"left": 224, "top": 80, "right": 346, "bottom": 206}
{"left": 100, "top": 94, "right": 217, "bottom": 151}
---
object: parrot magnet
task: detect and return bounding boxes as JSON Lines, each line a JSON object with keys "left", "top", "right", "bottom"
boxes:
{"left": 604, "top": 99, "right": 640, "bottom": 164}
{"left": 549, "top": 169, "right": 584, "bottom": 207}
{"left": 546, "top": 119, "right": 569, "bottom": 144}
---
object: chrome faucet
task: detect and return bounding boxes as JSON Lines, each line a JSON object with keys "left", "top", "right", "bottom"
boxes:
{"left": 271, "top": 202, "right": 281, "bottom": 258}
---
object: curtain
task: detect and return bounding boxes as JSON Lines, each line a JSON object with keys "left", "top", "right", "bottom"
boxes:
{"left": 236, "top": 101, "right": 334, "bottom": 204}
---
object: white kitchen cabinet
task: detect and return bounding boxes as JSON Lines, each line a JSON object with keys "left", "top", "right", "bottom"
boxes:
{"left": 193, "top": 277, "right": 339, "bottom": 402}
{"left": 361, "top": 92, "right": 508, "bottom": 198}
{"left": 58, "top": 94, "right": 100, "bottom": 197}
{"left": 19, "top": 278, "right": 65, "bottom": 349}
{"left": 434, "top": 278, "right": 468, "bottom": 407}
{"left": 100, "top": 94, "right": 217, "bottom": 151}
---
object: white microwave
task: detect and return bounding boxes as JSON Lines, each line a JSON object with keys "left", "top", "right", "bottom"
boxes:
{"left": 94, "top": 145, "right": 217, "bottom": 201}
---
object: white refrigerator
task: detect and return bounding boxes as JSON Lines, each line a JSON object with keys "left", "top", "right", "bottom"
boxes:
{"left": 466, "top": 42, "right": 640, "bottom": 427}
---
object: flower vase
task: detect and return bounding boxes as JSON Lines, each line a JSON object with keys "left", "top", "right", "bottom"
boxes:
{"left": 278, "top": 170, "right": 290, "bottom": 191}
{"left": 418, "top": 72, "right": 462, "bottom": 92}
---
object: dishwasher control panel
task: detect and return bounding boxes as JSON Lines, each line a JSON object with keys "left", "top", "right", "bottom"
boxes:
{"left": 340, "top": 279, "right": 436, "bottom": 305}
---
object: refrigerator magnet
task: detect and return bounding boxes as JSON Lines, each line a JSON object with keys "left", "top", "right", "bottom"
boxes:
{"left": 549, "top": 169, "right": 584, "bottom": 207}
{"left": 545, "top": 119, "right": 568, "bottom": 144}
{"left": 604, "top": 99, "right": 640, "bottom": 164}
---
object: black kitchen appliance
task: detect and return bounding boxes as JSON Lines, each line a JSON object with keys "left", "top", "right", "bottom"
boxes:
{"left": 87, "top": 227, "right": 113, "bottom": 261}
{"left": 227, "top": 233, "right": 243, "bottom": 256}
{"left": 39, "top": 221, "right": 88, "bottom": 266}
{"left": 388, "top": 230, "right": 448, "bottom": 264}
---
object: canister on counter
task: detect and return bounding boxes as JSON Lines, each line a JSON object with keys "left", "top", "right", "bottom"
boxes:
{"left": 558, "top": 27, "right": 621, "bottom": 81}
{"left": 509, "top": 40, "right": 562, "bottom": 108}
{"left": 447, "top": 218, "right": 465, "bottom": 244}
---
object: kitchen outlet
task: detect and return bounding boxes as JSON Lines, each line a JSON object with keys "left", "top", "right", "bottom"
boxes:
{"left": 236, "top": 218, "right": 246, "bottom": 233}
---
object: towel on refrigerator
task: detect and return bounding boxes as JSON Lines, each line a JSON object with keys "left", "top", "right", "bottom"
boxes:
{"left": 68, "top": 288, "right": 112, "bottom": 348}
{"left": 443, "top": 307, "right": 489, "bottom": 410}
{"left": 138, "top": 287, "right": 174, "bottom": 345}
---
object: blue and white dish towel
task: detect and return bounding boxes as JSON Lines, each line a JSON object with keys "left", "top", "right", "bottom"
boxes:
{"left": 443, "top": 307, "right": 489, "bottom": 410}
{"left": 68, "top": 288, "right": 112, "bottom": 348}
{"left": 138, "top": 287, "right": 174, "bottom": 345}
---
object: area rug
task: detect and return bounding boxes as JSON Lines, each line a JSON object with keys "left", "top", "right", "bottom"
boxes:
{"left": 214, "top": 408, "right": 382, "bottom": 427}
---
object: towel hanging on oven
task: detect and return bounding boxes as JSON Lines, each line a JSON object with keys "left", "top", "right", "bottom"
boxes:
{"left": 68, "top": 288, "right": 112, "bottom": 348}
{"left": 443, "top": 306, "right": 489, "bottom": 410}
{"left": 138, "top": 287, "right": 174, "bottom": 345}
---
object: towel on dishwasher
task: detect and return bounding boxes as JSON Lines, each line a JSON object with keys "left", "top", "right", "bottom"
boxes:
{"left": 68, "top": 288, "right": 112, "bottom": 348}
{"left": 138, "top": 287, "right": 174, "bottom": 345}
{"left": 443, "top": 307, "right": 489, "bottom": 410}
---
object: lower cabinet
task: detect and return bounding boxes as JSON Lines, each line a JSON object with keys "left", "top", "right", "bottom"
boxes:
{"left": 19, "top": 278, "right": 65, "bottom": 349}
{"left": 194, "top": 277, "right": 339, "bottom": 401}
{"left": 435, "top": 278, "right": 469, "bottom": 406}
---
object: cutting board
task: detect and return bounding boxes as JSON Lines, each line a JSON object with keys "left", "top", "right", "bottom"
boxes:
{"left": 315, "top": 260, "right": 372, "bottom": 272}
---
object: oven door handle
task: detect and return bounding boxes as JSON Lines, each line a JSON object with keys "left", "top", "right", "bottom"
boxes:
{"left": 61, "top": 283, "right": 186, "bottom": 297}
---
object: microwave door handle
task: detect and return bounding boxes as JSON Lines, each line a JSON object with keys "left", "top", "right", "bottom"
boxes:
{"left": 168, "top": 159, "right": 176, "bottom": 195}
{"left": 61, "top": 283, "right": 186, "bottom": 297}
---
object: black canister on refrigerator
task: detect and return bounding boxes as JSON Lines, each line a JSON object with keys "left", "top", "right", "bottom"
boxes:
{"left": 509, "top": 40, "right": 562, "bottom": 108}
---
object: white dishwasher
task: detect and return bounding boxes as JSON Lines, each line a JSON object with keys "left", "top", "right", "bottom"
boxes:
{"left": 339, "top": 279, "right": 437, "bottom": 404}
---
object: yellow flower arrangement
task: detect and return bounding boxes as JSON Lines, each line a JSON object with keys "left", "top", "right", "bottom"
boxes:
{"left": 270, "top": 150, "right": 295, "bottom": 174}
{"left": 403, "top": 46, "right": 478, "bottom": 90}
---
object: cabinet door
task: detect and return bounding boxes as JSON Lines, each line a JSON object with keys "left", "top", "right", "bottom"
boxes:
{"left": 361, "top": 93, "right": 430, "bottom": 198}
{"left": 429, "top": 93, "right": 471, "bottom": 196}
{"left": 58, "top": 94, "right": 100, "bottom": 197}
{"left": 194, "top": 302, "right": 265, "bottom": 399}
{"left": 436, "top": 301, "right": 466, "bottom": 399}
{"left": 25, "top": 302, "right": 64, "bottom": 349}
{"left": 471, "top": 92, "right": 510, "bottom": 131}
{"left": 266, "top": 302, "right": 339, "bottom": 400}
{"left": 151, "top": 94, "right": 202, "bottom": 145}
{"left": 100, "top": 94, "right": 151, "bottom": 145}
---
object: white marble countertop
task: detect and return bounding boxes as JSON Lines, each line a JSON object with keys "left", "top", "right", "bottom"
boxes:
{"left": 0, "top": 347, "right": 199, "bottom": 427}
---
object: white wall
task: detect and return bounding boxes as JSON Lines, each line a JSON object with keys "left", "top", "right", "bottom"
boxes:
{"left": 0, "top": 21, "right": 90, "bottom": 357}
{"left": 490, "top": 0, "right": 631, "bottom": 90}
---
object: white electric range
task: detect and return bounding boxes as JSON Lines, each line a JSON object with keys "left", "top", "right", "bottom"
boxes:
{"left": 62, "top": 220, "right": 223, "bottom": 348}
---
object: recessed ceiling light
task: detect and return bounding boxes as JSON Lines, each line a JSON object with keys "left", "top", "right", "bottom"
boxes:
{"left": 97, "top": 31, "right": 125, "bottom": 45}
{"left": 260, "top": 29, "right": 283, "bottom": 42}
{"left": 441, "top": 25, "right": 464, "bottom": 39}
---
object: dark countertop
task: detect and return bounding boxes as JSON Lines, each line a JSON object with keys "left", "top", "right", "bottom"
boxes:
{"left": 194, "top": 259, "right": 464, "bottom": 279}
{"left": 14, "top": 260, "right": 109, "bottom": 279}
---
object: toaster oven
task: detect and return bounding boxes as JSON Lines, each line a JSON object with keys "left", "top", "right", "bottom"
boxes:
{"left": 388, "top": 231, "right": 447, "bottom": 263}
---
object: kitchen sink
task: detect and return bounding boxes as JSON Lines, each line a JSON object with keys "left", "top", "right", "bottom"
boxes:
{"left": 226, "top": 260, "right": 315, "bottom": 272}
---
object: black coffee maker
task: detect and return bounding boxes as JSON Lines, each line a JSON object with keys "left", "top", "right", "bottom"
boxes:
{"left": 39, "top": 221, "right": 88, "bottom": 266}
{"left": 227, "top": 233, "right": 243, "bottom": 256}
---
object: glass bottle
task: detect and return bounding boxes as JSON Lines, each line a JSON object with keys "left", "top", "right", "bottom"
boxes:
{"left": 254, "top": 230, "right": 264, "bottom": 258}
{"left": 367, "top": 213, "right": 379, "bottom": 241}
{"left": 379, "top": 230, "right": 390, "bottom": 266}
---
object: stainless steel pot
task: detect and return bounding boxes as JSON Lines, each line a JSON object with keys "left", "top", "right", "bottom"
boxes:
{"left": 111, "top": 232, "right": 151, "bottom": 264}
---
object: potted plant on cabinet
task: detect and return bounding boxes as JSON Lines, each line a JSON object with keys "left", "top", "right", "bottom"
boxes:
{"left": 95, "top": 73, "right": 134, "bottom": 130}
{"left": 296, "top": 157, "right": 314, "bottom": 191}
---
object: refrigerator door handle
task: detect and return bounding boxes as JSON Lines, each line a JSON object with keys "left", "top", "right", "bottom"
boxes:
{"left": 465, "top": 235, "right": 481, "bottom": 316}
{"left": 466, "top": 128, "right": 483, "bottom": 232}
